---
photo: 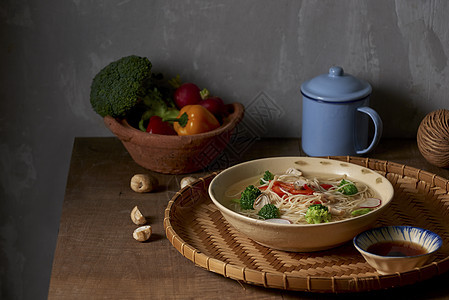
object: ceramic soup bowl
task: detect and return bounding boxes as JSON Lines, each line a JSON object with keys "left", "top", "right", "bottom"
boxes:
{"left": 208, "top": 157, "right": 394, "bottom": 252}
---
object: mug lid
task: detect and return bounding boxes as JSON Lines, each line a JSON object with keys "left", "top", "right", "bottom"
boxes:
{"left": 301, "top": 66, "right": 372, "bottom": 102}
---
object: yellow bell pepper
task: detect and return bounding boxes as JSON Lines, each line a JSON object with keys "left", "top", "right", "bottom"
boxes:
{"left": 172, "top": 105, "right": 220, "bottom": 135}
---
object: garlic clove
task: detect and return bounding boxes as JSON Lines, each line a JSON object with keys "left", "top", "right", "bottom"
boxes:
{"left": 180, "top": 176, "right": 197, "bottom": 189}
{"left": 130, "top": 174, "right": 158, "bottom": 193}
{"left": 133, "top": 225, "right": 152, "bottom": 242}
{"left": 130, "top": 206, "right": 146, "bottom": 225}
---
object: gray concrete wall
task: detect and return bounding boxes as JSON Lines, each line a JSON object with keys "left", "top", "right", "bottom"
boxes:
{"left": 1, "top": 0, "right": 448, "bottom": 298}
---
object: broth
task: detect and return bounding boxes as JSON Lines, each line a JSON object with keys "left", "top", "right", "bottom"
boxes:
{"left": 367, "top": 241, "right": 427, "bottom": 257}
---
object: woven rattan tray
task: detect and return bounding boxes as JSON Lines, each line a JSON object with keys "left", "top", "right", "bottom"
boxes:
{"left": 164, "top": 156, "right": 449, "bottom": 293}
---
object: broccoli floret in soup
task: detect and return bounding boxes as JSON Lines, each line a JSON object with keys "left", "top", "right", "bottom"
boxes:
{"left": 239, "top": 185, "right": 261, "bottom": 210}
{"left": 260, "top": 170, "right": 274, "bottom": 184}
{"left": 305, "top": 204, "right": 331, "bottom": 224}
{"left": 338, "top": 179, "right": 358, "bottom": 195}
{"left": 257, "top": 204, "right": 280, "bottom": 220}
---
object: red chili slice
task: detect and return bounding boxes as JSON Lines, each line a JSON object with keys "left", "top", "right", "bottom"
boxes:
{"left": 320, "top": 184, "right": 333, "bottom": 190}
{"left": 272, "top": 184, "right": 286, "bottom": 197}
{"left": 259, "top": 184, "right": 285, "bottom": 197}
{"left": 259, "top": 181, "right": 314, "bottom": 196}
{"left": 301, "top": 184, "right": 315, "bottom": 195}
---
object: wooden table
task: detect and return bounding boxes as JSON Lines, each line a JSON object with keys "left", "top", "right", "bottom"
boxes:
{"left": 48, "top": 137, "right": 449, "bottom": 299}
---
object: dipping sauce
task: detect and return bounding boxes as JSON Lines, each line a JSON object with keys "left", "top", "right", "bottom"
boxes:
{"left": 367, "top": 241, "right": 427, "bottom": 257}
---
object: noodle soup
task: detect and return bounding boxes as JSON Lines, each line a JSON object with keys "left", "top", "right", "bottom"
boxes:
{"left": 224, "top": 167, "right": 381, "bottom": 225}
{"left": 209, "top": 157, "right": 394, "bottom": 251}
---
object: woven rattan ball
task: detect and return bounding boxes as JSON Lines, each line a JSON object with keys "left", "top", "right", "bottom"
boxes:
{"left": 417, "top": 109, "right": 449, "bottom": 168}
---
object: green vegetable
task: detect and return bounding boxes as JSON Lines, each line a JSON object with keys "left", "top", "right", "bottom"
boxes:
{"left": 260, "top": 170, "right": 274, "bottom": 184}
{"left": 240, "top": 185, "right": 261, "bottom": 210}
{"left": 305, "top": 204, "right": 331, "bottom": 224}
{"left": 90, "top": 55, "right": 153, "bottom": 118}
{"left": 90, "top": 55, "right": 179, "bottom": 132}
{"left": 338, "top": 179, "right": 358, "bottom": 195}
{"left": 258, "top": 204, "right": 280, "bottom": 220}
{"left": 138, "top": 89, "right": 180, "bottom": 131}
{"left": 351, "top": 208, "right": 371, "bottom": 216}
{"left": 163, "top": 112, "right": 189, "bottom": 128}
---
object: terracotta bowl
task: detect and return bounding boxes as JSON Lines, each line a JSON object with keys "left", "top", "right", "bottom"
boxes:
{"left": 208, "top": 157, "right": 394, "bottom": 252}
{"left": 104, "top": 103, "right": 244, "bottom": 174}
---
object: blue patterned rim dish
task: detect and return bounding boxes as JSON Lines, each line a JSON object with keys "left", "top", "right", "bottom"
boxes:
{"left": 354, "top": 226, "right": 442, "bottom": 257}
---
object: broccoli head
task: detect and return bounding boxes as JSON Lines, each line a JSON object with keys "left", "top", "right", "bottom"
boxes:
{"left": 90, "top": 55, "right": 152, "bottom": 118}
{"left": 338, "top": 179, "right": 358, "bottom": 195}
{"left": 260, "top": 170, "right": 274, "bottom": 184}
{"left": 305, "top": 204, "right": 331, "bottom": 224}
{"left": 258, "top": 204, "right": 280, "bottom": 220}
{"left": 240, "top": 185, "right": 261, "bottom": 210}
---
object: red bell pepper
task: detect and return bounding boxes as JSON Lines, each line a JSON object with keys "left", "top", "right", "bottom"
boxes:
{"left": 146, "top": 116, "right": 177, "bottom": 135}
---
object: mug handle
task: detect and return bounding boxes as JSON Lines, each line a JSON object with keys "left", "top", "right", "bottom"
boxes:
{"left": 356, "top": 107, "right": 383, "bottom": 155}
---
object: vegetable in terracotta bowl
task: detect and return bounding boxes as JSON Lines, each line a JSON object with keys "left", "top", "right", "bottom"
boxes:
{"left": 208, "top": 157, "right": 394, "bottom": 252}
{"left": 90, "top": 55, "right": 244, "bottom": 174}
{"left": 104, "top": 103, "right": 244, "bottom": 174}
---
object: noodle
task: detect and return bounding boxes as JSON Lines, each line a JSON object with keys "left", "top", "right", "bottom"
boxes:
{"left": 228, "top": 168, "right": 377, "bottom": 224}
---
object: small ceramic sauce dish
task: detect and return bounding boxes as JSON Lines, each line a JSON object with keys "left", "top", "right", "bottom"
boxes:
{"left": 353, "top": 226, "right": 442, "bottom": 275}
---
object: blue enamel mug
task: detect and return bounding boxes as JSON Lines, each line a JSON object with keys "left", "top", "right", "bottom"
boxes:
{"left": 301, "top": 66, "right": 382, "bottom": 156}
